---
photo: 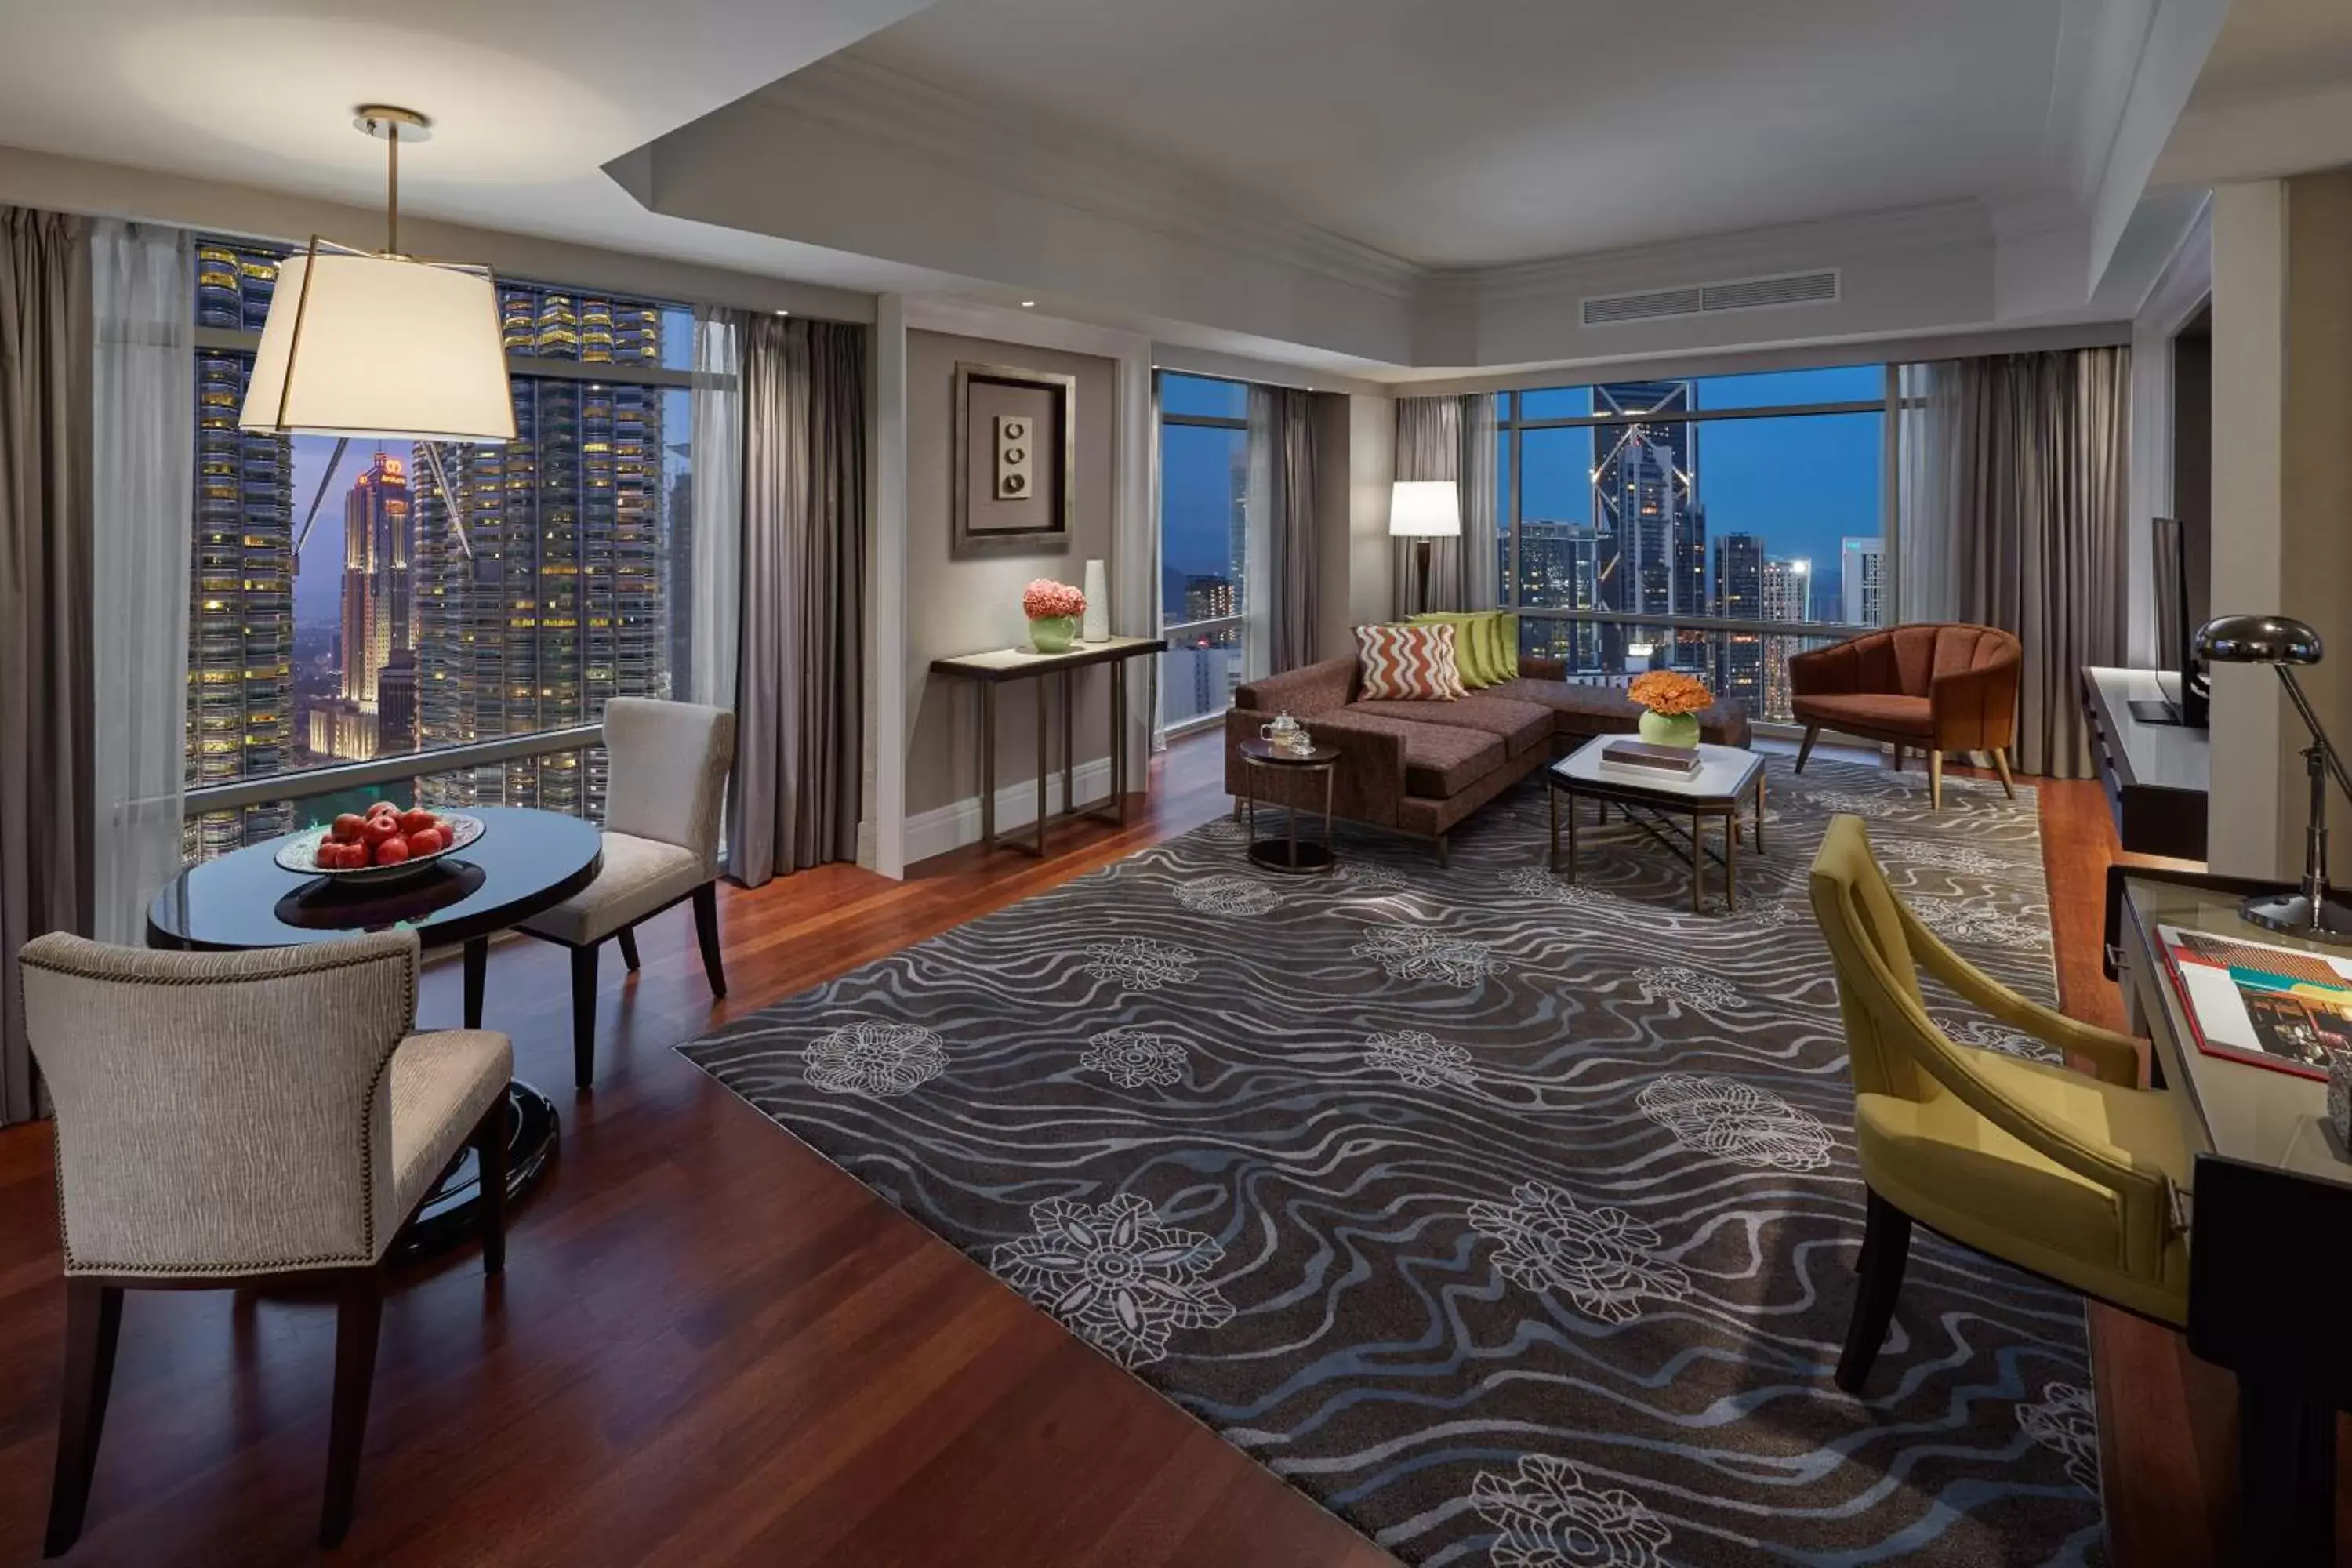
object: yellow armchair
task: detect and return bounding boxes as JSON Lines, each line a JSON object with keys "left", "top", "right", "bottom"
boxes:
{"left": 1808, "top": 815, "right": 2191, "bottom": 1394}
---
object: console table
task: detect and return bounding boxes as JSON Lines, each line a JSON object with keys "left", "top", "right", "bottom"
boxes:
{"left": 930, "top": 635, "right": 1160, "bottom": 856}
{"left": 2081, "top": 665, "right": 2209, "bottom": 860}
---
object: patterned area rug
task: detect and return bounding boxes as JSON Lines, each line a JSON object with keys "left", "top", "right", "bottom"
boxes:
{"left": 682, "top": 757, "right": 2104, "bottom": 1567}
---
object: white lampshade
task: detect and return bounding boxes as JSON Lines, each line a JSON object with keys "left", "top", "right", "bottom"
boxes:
{"left": 241, "top": 249, "right": 514, "bottom": 442}
{"left": 1388, "top": 479, "right": 1461, "bottom": 538}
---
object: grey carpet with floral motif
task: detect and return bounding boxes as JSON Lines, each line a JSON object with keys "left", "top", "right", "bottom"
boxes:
{"left": 682, "top": 755, "right": 2105, "bottom": 1568}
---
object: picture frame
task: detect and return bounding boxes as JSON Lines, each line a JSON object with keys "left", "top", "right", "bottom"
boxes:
{"left": 953, "top": 361, "right": 1076, "bottom": 556}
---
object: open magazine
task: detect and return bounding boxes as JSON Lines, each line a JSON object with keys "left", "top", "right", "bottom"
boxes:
{"left": 2158, "top": 924, "right": 2352, "bottom": 1080}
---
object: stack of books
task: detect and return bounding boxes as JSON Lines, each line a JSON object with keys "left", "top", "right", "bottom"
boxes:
{"left": 1599, "top": 739, "right": 1702, "bottom": 778}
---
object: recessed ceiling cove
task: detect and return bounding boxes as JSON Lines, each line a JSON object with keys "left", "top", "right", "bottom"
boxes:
{"left": 846, "top": 0, "right": 2063, "bottom": 269}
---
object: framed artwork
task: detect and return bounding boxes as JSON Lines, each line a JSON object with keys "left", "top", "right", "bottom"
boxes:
{"left": 953, "top": 361, "right": 1076, "bottom": 555}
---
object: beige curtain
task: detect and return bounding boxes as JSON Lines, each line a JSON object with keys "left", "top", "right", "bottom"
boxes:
{"left": 1392, "top": 394, "right": 1500, "bottom": 619}
{"left": 1900, "top": 347, "right": 2130, "bottom": 777}
{"left": 1393, "top": 396, "right": 1462, "bottom": 615}
{"left": 0, "top": 207, "right": 93, "bottom": 1125}
{"left": 728, "top": 316, "right": 867, "bottom": 884}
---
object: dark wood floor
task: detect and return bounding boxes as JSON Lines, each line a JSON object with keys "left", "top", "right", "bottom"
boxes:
{"left": 0, "top": 737, "right": 2271, "bottom": 1566}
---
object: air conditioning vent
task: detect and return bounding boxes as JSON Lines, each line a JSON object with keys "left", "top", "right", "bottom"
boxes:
{"left": 1703, "top": 270, "right": 1840, "bottom": 312}
{"left": 1582, "top": 269, "right": 1840, "bottom": 328}
{"left": 1581, "top": 287, "right": 1701, "bottom": 326}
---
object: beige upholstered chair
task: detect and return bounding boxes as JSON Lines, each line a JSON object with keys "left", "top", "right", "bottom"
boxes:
{"left": 16, "top": 929, "right": 513, "bottom": 1554}
{"left": 519, "top": 697, "right": 736, "bottom": 1089}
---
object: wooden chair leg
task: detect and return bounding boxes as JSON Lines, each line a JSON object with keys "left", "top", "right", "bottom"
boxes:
{"left": 320, "top": 1266, "right": 385, "bottom": 1548}
{"left": 43, "top": 1279, "right": 124, "bottom": 1558}
{"left": 1837, "top": 1189, "right": 1913, "bottom": 1395}
{"left": 691, "top": 883, "right": 727, "bottom": 1000}
{"left": 1890, "top": 744, "right": 1904, "bottom": 773}
{"left": 615, "top": 925, "right": 640, "bottom": 973}
{"left": 1794, "top": 724, "right": 1820, "bottom": 773}
{"left": 1992, "top": 747, "right": 2016, "bottom": 799}
{"left": 569, "top": 943, "right": 599, "bottom": 1090}
{"left": 474, "top": 1094, "right": 510, "bottom": 1277}
{"left": 1928, "top": 749, "right": 1944, "bottom": 811}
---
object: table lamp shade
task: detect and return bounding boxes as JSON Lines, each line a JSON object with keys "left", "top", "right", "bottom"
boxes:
{"left": 240, "top": 249, "right": 515, "bottom": 442}
{"left": 1388, "top": 479, "right": 1461, "bottom": 538}
{"left": 2194, "top": 612, "right": 2322, "bottom": 666}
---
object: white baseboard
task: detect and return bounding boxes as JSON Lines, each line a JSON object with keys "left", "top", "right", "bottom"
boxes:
{"left": 902, "top": 758, "right": 1117, "bottom": 866}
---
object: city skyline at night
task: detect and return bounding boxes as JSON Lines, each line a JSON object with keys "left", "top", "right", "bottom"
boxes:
{"left": 183, "top": 238, "right": 695, "bottom": 858}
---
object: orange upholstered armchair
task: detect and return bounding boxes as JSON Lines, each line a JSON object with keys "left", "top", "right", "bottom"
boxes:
{"left": 1788, "top": 623, "right": 2021, "bottom": 809}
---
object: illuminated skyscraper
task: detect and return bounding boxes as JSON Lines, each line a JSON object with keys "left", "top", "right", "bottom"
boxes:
{"left": 1590, "top": 380, "right": 1704, "bottom": 672}
{"left": 1518, "top": 519, "right": 1607, "bottom": 674}
{"left": 1762, "top": 556, "right": 1813, "bottom": 721}
{"left": 187, "top": 244, "right": 296, "bottom": 859}
{"left": 1711, "top": 532, "right": 1766, "bottom": 712}
{"left": 416, "top": 285, "right": 668, "bottom": 820}
{"left": 339, "top": 452, "right": 412, "bottom": 709}
{"left": 1842, "top": 536, "right": 1885, "bottom": 626}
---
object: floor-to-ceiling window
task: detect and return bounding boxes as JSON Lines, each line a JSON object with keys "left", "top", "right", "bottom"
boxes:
{"left": 186, "top": 238, "right": 696, "bottom": 859}
{"left": 1157, "top": 372, "right": 1250, "bottom": 731}
{"left": 1497, "top": 364, "right": 1891, "bottom": 724}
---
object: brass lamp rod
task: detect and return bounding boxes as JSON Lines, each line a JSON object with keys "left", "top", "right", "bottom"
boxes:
{"left": 354, "top": 106, "right": 431, "bottom": 258}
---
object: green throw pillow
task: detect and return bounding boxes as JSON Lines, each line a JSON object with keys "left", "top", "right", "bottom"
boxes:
{"left": 1409, "top": 611, "right": 1511, "bottom": 688}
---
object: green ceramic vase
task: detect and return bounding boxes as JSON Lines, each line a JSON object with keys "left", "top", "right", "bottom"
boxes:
{"left": 1029, "top": 615, "right": 1077, "bottom": 654}
{"left": 1638, "top": 710, "right": 1701, "bottom": 749}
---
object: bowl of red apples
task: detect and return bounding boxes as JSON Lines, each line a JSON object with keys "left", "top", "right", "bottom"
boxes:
{"left": 274, "top": 803, "right": 485, "bottom": 885}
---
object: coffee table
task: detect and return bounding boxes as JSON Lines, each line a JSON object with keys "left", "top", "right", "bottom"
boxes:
{"left": 1545, "top": 737, "right": 1765, "bottom": 913}
{"left": 1238, "top": 738, "right": 1342, "bottom": 874}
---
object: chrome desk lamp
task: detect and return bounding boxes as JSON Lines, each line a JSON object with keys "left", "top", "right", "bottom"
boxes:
{"left": 2196, "top": 613, "right": 2352, "bottom": 942}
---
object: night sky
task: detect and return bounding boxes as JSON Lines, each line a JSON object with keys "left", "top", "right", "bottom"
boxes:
{"left": 1160, "top": 365, "right": 1886, "bottom": 610}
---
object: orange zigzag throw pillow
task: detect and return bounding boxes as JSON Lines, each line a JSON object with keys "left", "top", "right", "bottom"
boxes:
{"left": 1356, "top": 621, "right": 1466, "bottom": 702}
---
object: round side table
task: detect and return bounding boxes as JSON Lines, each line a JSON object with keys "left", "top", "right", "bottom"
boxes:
{"left": 1239, "top": 738, "right": 1343, "bottom": 874}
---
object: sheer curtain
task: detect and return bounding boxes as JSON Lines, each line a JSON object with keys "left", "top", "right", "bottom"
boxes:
{"left": 89, "top": 222, "right": 192, "bottom": 949}
{"left": 0, "top": 206, "right": 93, "bottom": 1126}
{"left": 729, "top": 315, "right": 868, "bottom": 884}
{"left": 688, "top": 306, "right": 743, "bottom": 712}
{"left": 1460, "top": 393, "right": 1500, "bottom": 611}
{"left": 1895, "top": 347, "right": 2130, "bottom": 776}
{"left": 1243, "top": 386, "right": 1274, "bottom": 682}
{"left": 1896, "top": 361, "right": 1962, "bottom": 626}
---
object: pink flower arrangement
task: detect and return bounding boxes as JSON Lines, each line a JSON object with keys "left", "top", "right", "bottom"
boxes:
{"left": 1022, "top": 579, "right": 1087, "bottom": 620}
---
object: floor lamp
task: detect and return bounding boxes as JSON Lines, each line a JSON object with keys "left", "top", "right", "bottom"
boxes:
{"left": 1390, "top": 480, "right": 1461, "bottom": 615}
{"left": 2196, "top": 612, "right": 2352, "bottom": 942}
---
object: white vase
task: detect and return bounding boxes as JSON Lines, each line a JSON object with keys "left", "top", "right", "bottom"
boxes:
{"left": 1081, "top": 557, "right": 1110, "bottom": 642}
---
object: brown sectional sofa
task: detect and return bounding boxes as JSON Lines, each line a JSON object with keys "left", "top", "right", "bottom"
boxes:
{"left": 1225, "top": 654, "right": 1752, "bottom": 862}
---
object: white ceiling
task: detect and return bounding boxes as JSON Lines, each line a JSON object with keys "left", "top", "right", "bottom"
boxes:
{"left": 0, "top": 0, "right": 2283, "bottom": 376}
{"left": 0, "top": 0, "right": 953, "bottom": 292}
{"left": 848, "top": 0, "right": 2071, "bottom": 268}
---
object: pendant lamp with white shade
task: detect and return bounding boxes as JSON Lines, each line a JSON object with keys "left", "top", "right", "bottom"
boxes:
{"left": 242, "top": 107, "right": 513, "bottom": 559}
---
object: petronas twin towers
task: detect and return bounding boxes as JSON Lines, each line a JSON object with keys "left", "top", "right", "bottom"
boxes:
{"left": 186, "top": 240, "right": 681, "bottom": 858}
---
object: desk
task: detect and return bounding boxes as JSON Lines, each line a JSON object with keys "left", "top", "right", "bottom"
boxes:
{"left": 2082, "top": 666, "right": 2209, "bottom": 858}
{"left": 2111, "top": 868, "right": 2352, "bottom": 1566}
{"left": 929, "top": 635, "right": 1160, "bottom": 855}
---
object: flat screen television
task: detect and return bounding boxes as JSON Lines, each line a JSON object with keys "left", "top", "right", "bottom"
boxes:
{"left": 2132, "top": 514, "right": 2211, "bottom": 728}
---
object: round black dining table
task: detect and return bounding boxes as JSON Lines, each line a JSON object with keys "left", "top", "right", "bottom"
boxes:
{"left": 147, "top": 806, "right": 603, "bottom": 1259}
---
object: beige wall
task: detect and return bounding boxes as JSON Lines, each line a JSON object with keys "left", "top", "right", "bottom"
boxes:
{"left": 2207, "top": 171, "right": 2352, "bottom": 879}
{"left": 903, "top": 329, "right": 1119, "bottom": 817}
{"left": 1348, "top": 393, "right": 1397, "bottom": 632}
{"left": 1312, "top": 391, "right": 1355, "bottom": 662}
